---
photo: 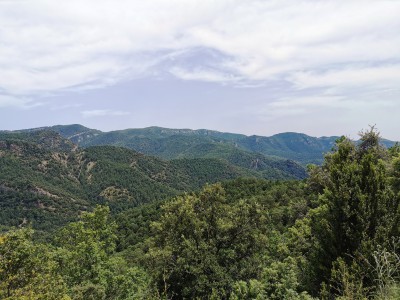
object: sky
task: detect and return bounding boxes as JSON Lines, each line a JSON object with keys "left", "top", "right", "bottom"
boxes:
{"left": 0, "top": 0, "right": 399, "bottom": 140}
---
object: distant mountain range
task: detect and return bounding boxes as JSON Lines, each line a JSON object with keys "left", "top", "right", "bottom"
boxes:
{"left": 19, "top": 124, "right": 397, "bottom": 165}
{"left": 1, "top": 124, "right": 396, "bottom": 231}
{"left": 0, "top": 128, "right": 306, "bottom": 231}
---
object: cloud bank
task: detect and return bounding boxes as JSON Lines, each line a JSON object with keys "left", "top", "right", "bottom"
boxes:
{"left": 0, "top": 0, "right": 399, "bottom": 113}
{"left": 81, "top": 109, "right": 130, "bottom": 118}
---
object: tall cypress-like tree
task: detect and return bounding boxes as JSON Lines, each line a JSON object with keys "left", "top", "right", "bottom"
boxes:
{"left": 309, "top": 128, "right": 398, "bottom": 290}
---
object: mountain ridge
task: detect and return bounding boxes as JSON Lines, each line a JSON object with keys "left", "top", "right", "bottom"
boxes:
{"left": 6, "top": 124, "right": 397, "bottom": 166}
{"left": 0, "top": 129, "right": 305, "bottom": 231}
{"left": 24, "top": 124, "right": 396, "bottom": 165}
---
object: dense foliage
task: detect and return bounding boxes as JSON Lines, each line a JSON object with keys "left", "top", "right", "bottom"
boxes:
{"left": 49, "top": 124, "right": 346, "bottom": 165}
{"left": 306, "top": 129, "right": 400, "bottom": 297}
{"left": 0, "top": 206, "right": 152, "bottom": 299}
{"left": 0, "top": 127, "right": 399, "bottom": 299}
{"left": 0, "top": 131, "right": 305, "bottom": 233}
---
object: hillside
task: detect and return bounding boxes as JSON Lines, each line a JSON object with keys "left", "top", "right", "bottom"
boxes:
{"left": 236, "top": 132, "right": 339, "bottom": 165}
{"left": 18, "top": 124, "right": 309, "bottom": 176}
{"left": 0, "top": 130, "right": 305, "bottom": 231}
{"left": 46, "top": 124, "right": 397, "bottom": 165}
{"left": 1, "top": 128, "right": 399, "bottom": 300}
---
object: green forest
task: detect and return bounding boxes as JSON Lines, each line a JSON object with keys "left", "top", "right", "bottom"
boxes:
{"left": 0, "top": 128, "right": 399, "bottom": 299}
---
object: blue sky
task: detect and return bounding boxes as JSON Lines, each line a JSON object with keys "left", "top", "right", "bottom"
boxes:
{"left": 1, "top": 0, "right": 399, "bottom": 139}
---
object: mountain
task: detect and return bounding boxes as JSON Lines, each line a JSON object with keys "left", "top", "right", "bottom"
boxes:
{"left": 45, "top": 125, "right": 334, "bottom": 164}
{"left": 0, "top": 130, "right": 305, "bottom": 231}
{"left": 45, "top": 124, "right": 397, "bottom": 165}
{"left": 13, "top": 125, "right": 399, "bottom": 166}
{"left": 14, "top": 124, "right": 102, "bottom": 144}
{"left": 235, "top": 132, "right": 339, "bottom": 165}
{"left": 5, "top": 124, "right": 395, "bottom": 231}
{"left": 19, "top": 124, "right": 309, "bottom": 174}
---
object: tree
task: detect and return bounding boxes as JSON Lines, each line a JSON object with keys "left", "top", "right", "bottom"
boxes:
{"left": 54, "top": 205, "right": 151, "bottom": 299}
{"left": 0, "top": 228, "right": 69, "bottom": 299}
{"left": 145, "top": 184, "right": 268, "bottom": 299}
{"left": 231, "top": 257, "right": 315, "bottom": 300}
{"left": 55, "top": 206, "right": 117, "bottom": 287}
{"left": 308, "top": 127, "right": 399, "bottom": 294}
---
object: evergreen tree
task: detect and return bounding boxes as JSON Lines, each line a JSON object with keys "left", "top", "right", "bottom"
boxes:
{"left": 145, "top": 184, "right": 268, "bottom": 299}
{"left": 309, "top": 128, "right": 399, "bottom": 293}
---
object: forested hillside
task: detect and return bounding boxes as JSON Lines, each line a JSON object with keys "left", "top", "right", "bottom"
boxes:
{"left": 0, "top": 128, "right": 399, "bottom": 299}
{"left": 16, "top": 124, "right": 397, "bottom": 166}
{"left": 33, "top": 125, "right": 338, "bottom": 164}
{"left": 0, "top": 130, "right": 305, "bottom": 232}
{"left": 46, "top": 124, "right": 397, "bottom": 165}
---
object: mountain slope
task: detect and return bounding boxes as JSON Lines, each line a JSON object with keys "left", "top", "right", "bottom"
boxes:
{"left": 47, "top": 124, "right": 398, "bottom": 165}
{"left": 0, "top": 131, "right": 88, "bottom": 231}
{"left": 35, "top": 125, "right": 308, "bottom": 175}
{"left": 234, "top": 133, "right": 339, "bottom": 165}
{"left": 70, "top": 125, "right": 399, "bottom": 165}
{"left": 0, "top": 130, "right": 305, "bottom": 231}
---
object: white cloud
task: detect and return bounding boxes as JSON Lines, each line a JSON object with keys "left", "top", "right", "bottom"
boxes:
{"left": 254, "top": 95, "right": 347, "bottom": 119}
{"left": 0, "top": 95, "right": 28, "bottom": 108}
{"left": 170, "top": 67, "right": 239, "bottom": 83}
{"left": 0, "top": 94, "right": 46, "bottom": 108}
{"left": 50, "top": 103, "right": 83, "bottom": 111}
{"left": 0, "top": 0, "right": 399, "bottom": 109}
{"left": 81, "top": 109, "right": 130, "bottom": 118}
{"left": 290, "top": 64, "right": 400, "bottom": 91}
